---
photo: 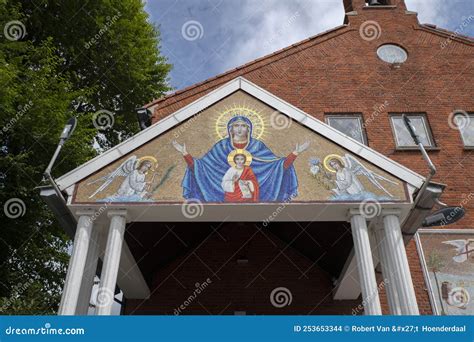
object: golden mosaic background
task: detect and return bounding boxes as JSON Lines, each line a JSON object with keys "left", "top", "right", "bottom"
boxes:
{"left": 74, "top": 91, "right": 407, "bottom": 203}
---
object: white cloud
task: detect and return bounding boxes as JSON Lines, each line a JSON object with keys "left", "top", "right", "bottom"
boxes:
{"left": 405, "top": 0, "right": 451, "bottom": 27}
{"left": 220, "top": 0, "right": 343, "bottom": 70}
{"left": 221, "top": 0, "right": 462, "bottom": 70}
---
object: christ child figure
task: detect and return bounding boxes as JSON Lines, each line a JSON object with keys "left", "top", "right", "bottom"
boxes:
{"left": 221, "top": 150, "right": 259, "bottom": 202}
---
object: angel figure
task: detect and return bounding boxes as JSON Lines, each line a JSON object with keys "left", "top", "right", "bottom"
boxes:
{"left": 442, "top": 239, "right": 474, "bottom": 263}
{"left": 323, "top": 154, "right": 399, "bottom": 199}
{"left": 88, "top": 155, "right": 157, "bottom": 201}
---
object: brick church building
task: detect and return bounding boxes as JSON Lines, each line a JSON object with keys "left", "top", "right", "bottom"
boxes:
{"left": 42, "top": 0, "right": 474, "bottom": 315}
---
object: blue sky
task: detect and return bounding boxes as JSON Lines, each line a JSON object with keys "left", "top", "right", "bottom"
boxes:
{"left": 144, "top": 0, "right": 474, "bottom": 91}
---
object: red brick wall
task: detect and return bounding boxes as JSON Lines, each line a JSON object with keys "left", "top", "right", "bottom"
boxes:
{"left": 142, "top": 0, "right": 474, "bottom": 314}
{"left": 125, "top": 223, "right": 361, "bottom": 315}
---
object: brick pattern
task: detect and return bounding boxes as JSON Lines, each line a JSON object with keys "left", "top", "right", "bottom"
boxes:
{"left": 134, "top": 0, "right": 474, "bottom": 315}
{"left": 125, "top": 223, "right": 361, "bottom": 315}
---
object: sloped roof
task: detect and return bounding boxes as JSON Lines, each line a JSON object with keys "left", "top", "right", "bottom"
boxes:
{"left": 56, "top": 77, "right": 425, "bottom": 191}
{"left": 143, "top": 24, "right": 351, "bottom": 113}
{"left": 144, "top": 21, "right": 473, "bottom": 119}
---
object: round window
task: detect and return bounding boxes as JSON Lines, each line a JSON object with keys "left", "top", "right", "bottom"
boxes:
{"left": 377, "top": 44, "right": 408, "bottom": 64}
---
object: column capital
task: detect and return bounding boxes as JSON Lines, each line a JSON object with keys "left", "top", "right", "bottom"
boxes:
{"left": 347, "top": 208, "right": 365, "bottom": 219}
{"left": 381, "top": 208, "right": 402, "bottom": 217}
{"left": 76, "top": 209, "right": 96, "bottom": 217}
{"left": 107, "top": 209, "right": 128, "bottom": 219}
{"left": 347, "top": 208, "right": 362, "bottom": 219}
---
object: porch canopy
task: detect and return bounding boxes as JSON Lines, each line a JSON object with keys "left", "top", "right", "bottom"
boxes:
{"left": 41, "top": 77, "right": 444, "bottom": 315}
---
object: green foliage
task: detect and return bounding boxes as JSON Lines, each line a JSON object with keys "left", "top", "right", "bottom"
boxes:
{"left": 427, "top": 251, "right": 445, "bottom": 273}
{"left": 0, "top": 0, "right": 170, "bottom": 314}
{"left": 20, "top": 0, "right": 172, "bottom": 148}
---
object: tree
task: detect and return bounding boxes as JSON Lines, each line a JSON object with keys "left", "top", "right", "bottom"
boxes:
{"left": 0, "top": 0, "right": 170, "bottom": 313}
{"left": 20, "top": 0, "right": 171, "bottom": 149}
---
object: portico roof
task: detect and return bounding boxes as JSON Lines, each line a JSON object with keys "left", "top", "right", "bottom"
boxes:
{"left": 57, "top": 77, "right": 425, "bottom": 192}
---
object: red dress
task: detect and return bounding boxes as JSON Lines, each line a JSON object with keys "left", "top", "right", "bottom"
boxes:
{"left": 224, "top": 166, "right": 259, "bottom": 203}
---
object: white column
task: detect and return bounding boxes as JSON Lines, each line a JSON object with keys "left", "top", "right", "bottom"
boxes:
{"left": 75, "top": 225, "right": 101, "bottom": 315}
{"left": 349, "top": 209, "right": 382, "bottom": 315}
{"left": 96, "top": 210, "right": 127, "bottom": 315}
{"left": 58, "top": 210, "right": 95, "bottom": 315}
{"left": 382, "top": 209, "right": 419, "bottom": 315}
{"left": 375, "top": 228, "right": 402, "bottom": 315}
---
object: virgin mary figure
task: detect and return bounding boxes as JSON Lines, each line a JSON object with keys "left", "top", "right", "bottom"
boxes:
{"left": 172, "top": 115, "right": 309, "bottom": 202}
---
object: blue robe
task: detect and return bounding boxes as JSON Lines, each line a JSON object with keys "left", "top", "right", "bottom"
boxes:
{"left": 182, "top": 116, "right": 298, "bottom": 202}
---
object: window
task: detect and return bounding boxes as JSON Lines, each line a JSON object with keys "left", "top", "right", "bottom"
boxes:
{"left": 365, "top": 0, "right": 390, "bottom": 6}
{"left": 377, "top": 44, "right": 408, "bottom": 64}
{"left": 454, "top": 112, "right": 474, "bottom": 147}
{"left": 326, "top": 115, "right": 367, "bottom": 145}
{"left": 390, "top": 114, "right": 435, "bottom": 149}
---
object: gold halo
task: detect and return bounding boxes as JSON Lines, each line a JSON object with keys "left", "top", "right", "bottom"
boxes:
{"left": 215, "top": 106, "right": 265, "bottom": 140}
{"left": 323, "top": 154, "right": 345, "bottom": 173}
{"left": 138, "top": 156, "right": 158, "bottom": 171}
{"left": 227, "top": 149, "right": 252, "bottom": 168}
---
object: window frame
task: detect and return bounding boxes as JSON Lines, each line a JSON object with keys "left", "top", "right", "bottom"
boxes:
{"left": 365, "top": 0, "right": 391, "bottom": 6}
{"left": 377, "top": 44, "right": 408, "bottom": 64}
{"left": 454, "top": 112, "right": 474, "bottom": 149}
{"left": 325, "top": 113, "right": 368, "bottom": 145}
{"left": 389, "top": 113, "right": 437, "bottom": 150}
